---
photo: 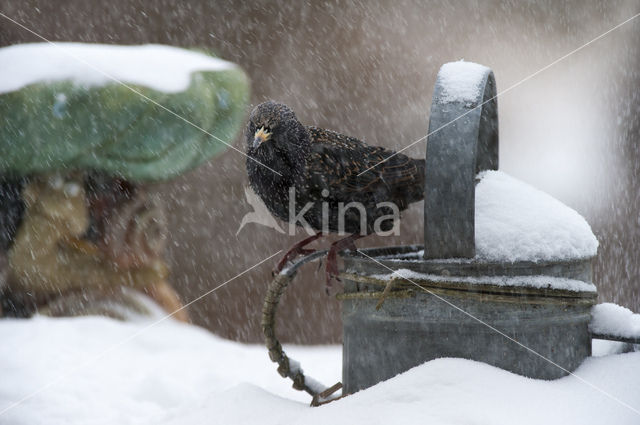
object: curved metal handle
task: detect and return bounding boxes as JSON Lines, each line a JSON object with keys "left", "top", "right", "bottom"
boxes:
{"left": 423, "top": 62, "right": 499, "bottom": 259}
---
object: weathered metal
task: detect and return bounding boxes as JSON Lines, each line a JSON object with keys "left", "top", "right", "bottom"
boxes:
{"left": 340, "top": 62, "right": 598, "bottom": 394}
{"left": 424, "top": 64, "right": 498, "bottom": 259}
{"left": 340, "top": 246, "right": 596, "bottom": 393}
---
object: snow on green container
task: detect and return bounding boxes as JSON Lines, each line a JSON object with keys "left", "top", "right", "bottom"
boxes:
{"left": 0, "top": 43, "right": 249, "bottom": 182}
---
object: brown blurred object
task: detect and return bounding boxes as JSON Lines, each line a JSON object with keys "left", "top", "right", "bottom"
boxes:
{"left": 87, "top": 176, "right": 168, "bottom": 269}
{"left": 85, "top": 174, "right": 189, "bottom": 322}
{"left": 0, "top": 0, "right": 638, "bottom": 343}
{"left": 5, "top": 173, "right": 188, "bottom": 322}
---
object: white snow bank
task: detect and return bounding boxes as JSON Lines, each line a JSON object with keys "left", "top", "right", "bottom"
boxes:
{"left": 590, "top": 303, "right": 640, "bottom": 340}
{"left": 592, "top": 339, "right": 637, "bottom": 357}
{"left": 1, "top": 316, "right": 639, "bottom": 425}
{"left": 371, "top": 268, "right": 596, "bottom": 292}
{"left": 475, "top": 171, "right": 598, "bottom": 262}
{"left": 437, "top": 60, "right": 490, "bottom": 103}
{"left": 0, "top": 43, "right": 236, "bottom": 94}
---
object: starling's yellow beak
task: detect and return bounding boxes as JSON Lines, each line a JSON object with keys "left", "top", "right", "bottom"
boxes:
{"left": 253, "top": 127, "right": 271, "bottom": 148}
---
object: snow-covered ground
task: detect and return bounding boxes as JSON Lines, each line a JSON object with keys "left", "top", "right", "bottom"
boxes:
{"left": 0, "top": 316, "right": 639, "bottom": 425}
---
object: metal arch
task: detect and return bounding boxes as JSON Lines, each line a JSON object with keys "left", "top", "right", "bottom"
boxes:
{"left": 423, "top": 63, "right": 499, "bottom": 259}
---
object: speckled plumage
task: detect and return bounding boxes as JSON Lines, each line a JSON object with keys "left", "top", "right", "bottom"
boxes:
{"left": 246, "top": 101, "right": 425, "bottom": 235}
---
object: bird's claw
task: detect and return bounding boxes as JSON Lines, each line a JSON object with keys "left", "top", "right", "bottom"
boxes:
{"left": 325, "top": 272, "right": 341, "bottom": 294}
{"left": 272, "top": 257, "right": 289, "bottom": 277}
{"left": 272, "top": 234, "right": 324, "bottom": 276}
{"left": 325, "top": 262, "right": 340, "bottom": 283}
{"left": 324, "top": 249, "right": 342, "bottom": 293}
{"left": 272, "top": 248, "right": 317, "bottom": 276}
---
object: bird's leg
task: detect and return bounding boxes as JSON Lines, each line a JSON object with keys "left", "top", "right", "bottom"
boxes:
{"left": 273, "top": 232, "right": 325, "bottom": 275}
{"left": 325, "top": 234, "right": 365, "bottom": 291}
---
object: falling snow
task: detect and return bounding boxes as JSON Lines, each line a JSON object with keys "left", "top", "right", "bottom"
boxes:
{"left": 0, "top": 2, "right": 639, "bottom": 425}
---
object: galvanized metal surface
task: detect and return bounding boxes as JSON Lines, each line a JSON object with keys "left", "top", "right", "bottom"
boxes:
{"left": 424, "top": 65, "right": 498, "bottom": 259}
{"left": 339, "top": 62, "right": 597, "bottom": 394}
{"left": 589, "top": 332, "right": 640, "bottom": 345}
{"left": 344, "top": 245, "right": 594, "bottom": 283}
{"left": 341, "top": 246, "right": 597, "bottom": 393}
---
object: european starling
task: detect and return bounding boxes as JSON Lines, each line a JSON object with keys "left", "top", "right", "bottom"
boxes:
{"left": 246, "top": 101, "right": 425, "bottom": 286}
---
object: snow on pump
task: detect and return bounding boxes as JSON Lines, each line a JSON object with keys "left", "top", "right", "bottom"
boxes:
{"left": 339, "top": 61, "right": 600, "bottom": 393}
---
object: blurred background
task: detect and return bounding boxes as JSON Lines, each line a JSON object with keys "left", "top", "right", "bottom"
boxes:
{"left": 1, "top": 0, "right": 638, "bottom": 343}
